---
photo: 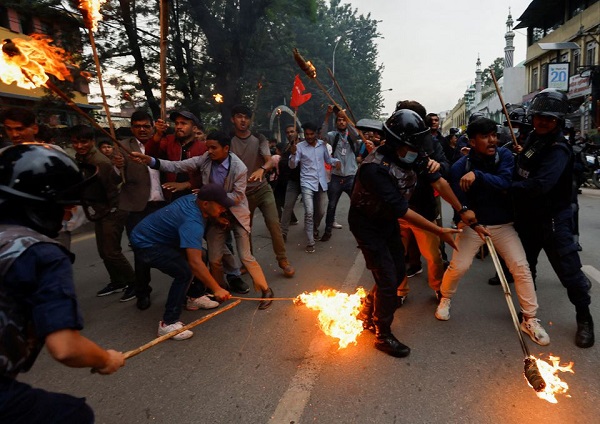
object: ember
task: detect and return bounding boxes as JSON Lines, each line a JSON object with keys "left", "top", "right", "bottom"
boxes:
{"left": 0, "top": 36, "right": 72, "bottom": 89}
{"left": 295, "top": 288, "right": 367, "bottom": 349}
{"left": 528, "top": 355, "right": 574, "bottom": 404}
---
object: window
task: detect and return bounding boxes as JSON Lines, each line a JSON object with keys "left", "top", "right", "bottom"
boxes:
{"left": 19, "top": 14, "right": 34, "bottom": 34}
{"left": 531, "top": 67, "right": 539, "bottom": 92}
{"left": 541, "top": 64, "right": 548, "bottom": 89}
{"left": 40, "top": 21, "right": 54, "bottom": 37}
{"left": 0, "top": 6, "right": 9, "bottom": 29}
{"left": 560, "top": 53, "right": 569, "bottom": 63}
{"left": 572, "top": 49, "right": 581, "bottom": 74}
{"left": 586, "top": 41, "right": 598, "bottom": 66}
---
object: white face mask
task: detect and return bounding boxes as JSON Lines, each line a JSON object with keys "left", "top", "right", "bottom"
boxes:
{"left": 399, "top": 150, "right": 418, "bottom": 164}
{"left": 512, "top": 128, "right": 519, "bottom": 134}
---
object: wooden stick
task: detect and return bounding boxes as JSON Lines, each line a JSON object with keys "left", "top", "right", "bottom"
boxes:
{"left": 86, "top": 27, "right": 116, "bottom": 139}
{"left": 42, "top": 79, "right": 132, "bottom": 154}
{"left": 489, "top": 69, "right": 519, "bottom": 147}
{"left": 327, "top": 67, "right": 357, "bottom": 123}
{"left": 159, "top": 0, "right": 169, "bottom": 121}
{"left": 485, "top": 237, "right": 530, "bottom": 358}
{"left": 123, "top": 300, "right": 241, "bottom": 360}
{"left": 230, "top": 296, "right": 297, "bottom": 301}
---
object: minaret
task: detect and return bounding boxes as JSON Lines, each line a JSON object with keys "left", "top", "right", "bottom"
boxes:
{"left": 504, "top": 8, "right": 515, "bottom": 68}
{"left": 475, "top": 55, "right": 482, "bottom": 105}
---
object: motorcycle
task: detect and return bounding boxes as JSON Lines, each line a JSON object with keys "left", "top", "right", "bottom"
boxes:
{"left": 575, "top": 142, "right": 600, "bottom": 189}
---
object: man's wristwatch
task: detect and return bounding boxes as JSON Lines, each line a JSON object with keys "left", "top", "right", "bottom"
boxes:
{"left": 458, "top": 205, "right": 470, "bottom": 215}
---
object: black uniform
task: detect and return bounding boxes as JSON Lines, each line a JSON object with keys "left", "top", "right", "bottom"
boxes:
{"left": 512, "top": 131, "right": 591, "bottom": 310}
{"left": 349, "top": 145, "right": 416, "bottom": 334}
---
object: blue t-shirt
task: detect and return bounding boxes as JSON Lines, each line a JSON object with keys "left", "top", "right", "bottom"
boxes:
{"left": 130, "top": 194, "right": 206, "bottom": 250}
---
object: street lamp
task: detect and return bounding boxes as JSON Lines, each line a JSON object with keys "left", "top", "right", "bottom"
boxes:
{"left": 379, "top": 88, "right": 393, "bottom": 94}
{"left": 331, "top": 30, "right": 354, "bottom": 77}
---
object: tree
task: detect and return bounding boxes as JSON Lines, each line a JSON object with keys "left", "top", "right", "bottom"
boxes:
{"left": 481, "top": 57, "right": 504, "bottom": 87}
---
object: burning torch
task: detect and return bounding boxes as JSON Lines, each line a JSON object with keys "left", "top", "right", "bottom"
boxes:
{"left": 1, "top": 37, "right": 131, "bottom": 154}
{"left": 293, "top": 48, "right": 355, "bottom": 126}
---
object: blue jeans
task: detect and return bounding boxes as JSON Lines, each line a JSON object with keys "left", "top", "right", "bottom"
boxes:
{"left": 301, "top": 186, "right": 327, "bottom": 246}
{"left": 325, "top": 174, "right": 355, "bottom": 233}
{"left": 134, "top": 245, "right": 192, "bottom": 324}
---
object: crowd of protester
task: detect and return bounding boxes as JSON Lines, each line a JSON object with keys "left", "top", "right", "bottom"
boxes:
{"left": 0, "top": 88, "right": 596, "bottom": 418}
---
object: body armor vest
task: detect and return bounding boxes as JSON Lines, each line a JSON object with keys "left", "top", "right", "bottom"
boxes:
{"left": 0, "top": 225, "right": 61, "bottom": 378}
{"left": 351, "top": 150, "right": 417, "bottom": 219}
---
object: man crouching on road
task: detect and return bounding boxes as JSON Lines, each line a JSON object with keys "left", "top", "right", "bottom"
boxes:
{"left": 130, "top": 184, "right": 233, "bottom": 340}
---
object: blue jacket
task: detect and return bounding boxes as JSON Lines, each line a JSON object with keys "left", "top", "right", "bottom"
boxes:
{"left": 449, "top": 147, "right": 514, "bottom": 225}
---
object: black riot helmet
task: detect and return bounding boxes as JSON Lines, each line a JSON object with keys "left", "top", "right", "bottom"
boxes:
{"left": 383, "top": 109, "right": 429, "bottom": 149}
{"left": 468, "top": 112, "right": 485, "bottom": 124}
{"left": 504, "top": 107, "right": 532, "bottom": 129}
{"left": 0, "top": 143, "right": 96, "bottom": 237}
{"left": 527, "top": 88, "right": 571, "bottom": 124}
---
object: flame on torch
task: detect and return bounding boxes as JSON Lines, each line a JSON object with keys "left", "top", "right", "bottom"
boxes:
{"left": 295, "top": 287, "right": 367, "bottom": 349}
{"left": 78, "top": 0, "right": 107, "bottom": 32}
{"left": 526, "top": 355, "right": 574, "bottom": 404}
{"left": 0, "top": 36, "right": 72, "bottom": 89}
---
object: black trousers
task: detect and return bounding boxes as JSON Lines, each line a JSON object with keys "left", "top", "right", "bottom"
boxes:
{"left": 515, "top": 208, "right": 591, "bottom": 309}
{"left": 349, "top": 209, "right": 405, "bottom": 333}
{"left": 0, "top": 378, "right": 93, "bottom": 424}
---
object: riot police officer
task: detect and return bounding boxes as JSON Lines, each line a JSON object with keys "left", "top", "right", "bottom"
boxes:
{"left": 512, "top": 88, "right": 594, "bottom": 348}
{"left": 351, "top": 109, "right": 461, "bottom": 358}
{"left": 0, "top": 144, "right": 125, "bottom": 422}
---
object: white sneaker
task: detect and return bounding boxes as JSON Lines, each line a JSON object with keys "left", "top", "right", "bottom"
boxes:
{"left": 186, "top": 295, "right": 219, "bottom": 311}
{"left": 332, "top": 222, "right": 343, "bottom": 229}
{"left": 158, "top": 321, "right": 193, "bottom": 340}
{"left": 435, "top": 298, "right": 451, "bottom": 321}
{"left": 520, "top": 317, "right": 550, "bottom": 346}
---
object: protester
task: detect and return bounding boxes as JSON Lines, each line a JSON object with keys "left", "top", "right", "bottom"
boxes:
{"left": 229, "top": 104, "right": 295, "bottom": 278}
{"left": 288, "top": 121, "right": 340, "bottom": 253}
{"left": 435, "top": 117, "right": 549, "bottom": 346}
{"left": 118, "top": 110, "right": 168, "bottom": 306}
{"left": 319, "top": 106, "right": 361, "bottom": 241}
{"left": 512, "top": 88, "right": 594, "bottom": 348}
{"left": 147, "top": 110, "right": 207, "bottom": 201}
{"left": 131, "top": 132, "right": 275, "bottom": 309}
{"left": 0, "top": 107, "right": 39, "bottom": 146}
{"left": 352, "top": 109, "right": 461, "bottom": 358}
{"left": 71, "top": 125, "right": 136, "bottom": 298}
{"left": 98, "top": 139, "right": 115, "bottom": 158}
{"left": 279, "top": 124, "right": 301, "bottom": 241}
{"left": 0, "top": 144, "right": 125, "bottom": 422}
{"left": 394, "top": 101, "right": 466, "bottom": 307}
{"left": 129, "top": 184, "right": 235, "bottom": 340}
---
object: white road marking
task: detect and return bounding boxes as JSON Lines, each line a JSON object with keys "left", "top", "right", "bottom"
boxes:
{"left": 72, "top": 232, "right": 95, "bottom": 243}
{"left": 269, "top": 251, "right": 366, "bottom": 423}
{"left": 582, "top": 265, "right": 600, "bottom": 286}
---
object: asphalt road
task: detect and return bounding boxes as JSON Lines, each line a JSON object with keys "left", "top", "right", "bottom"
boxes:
{"left": 20, "top": 189, "right": 600, "bottom": 424}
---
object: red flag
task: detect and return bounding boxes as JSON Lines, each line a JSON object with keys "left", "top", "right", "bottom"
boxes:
{"left": 290, "top": 74, "right": 312, "bottom": 109}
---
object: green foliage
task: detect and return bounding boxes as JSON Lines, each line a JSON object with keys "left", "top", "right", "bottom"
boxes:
{"left": 481, "top": 57, "right": 505, "bottom": 87}
{"left": 67, "top": 0, "right": 383, "bottom": 132}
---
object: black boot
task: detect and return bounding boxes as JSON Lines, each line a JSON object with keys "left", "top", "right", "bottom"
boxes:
{"left": 374, "top": 330, "right": 410, "bottom": 358}
{"left": 575, "top": 313, "right": 594, "bottom": 348}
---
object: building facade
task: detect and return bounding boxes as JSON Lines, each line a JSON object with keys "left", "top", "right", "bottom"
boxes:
{"left": 516, "top": 0, "right": 600, "bottom": 132}
{"left": 0, "top": 4, "right": 96, "bottom": 129}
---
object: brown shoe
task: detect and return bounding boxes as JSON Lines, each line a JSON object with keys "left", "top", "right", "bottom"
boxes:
{"left": 279, "top": 260, "right": 295, "bottom": 278}
{"left": 258, "top": 288, "right": 274, "bottom": 310}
